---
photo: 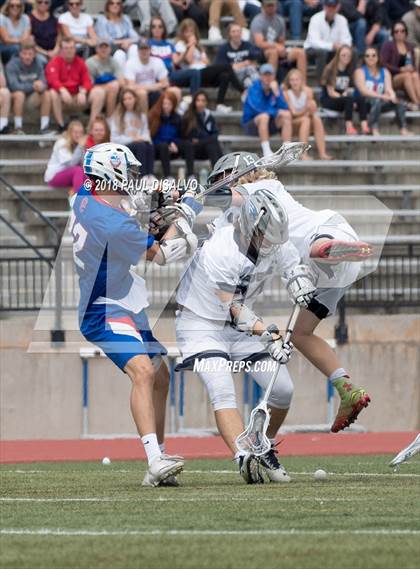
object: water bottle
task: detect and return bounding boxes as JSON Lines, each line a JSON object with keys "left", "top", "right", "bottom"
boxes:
{"left": 199, "top": 167, "right": 208, "bottom": 186}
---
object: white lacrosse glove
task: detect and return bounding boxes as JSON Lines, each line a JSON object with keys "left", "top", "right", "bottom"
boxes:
{"left": 260, "top": 325, "right": 294, "bottom": 364}
{"left": 285, "top": 264, "right": 317, "bottom": 308}
{"left": 159, "top": 216, "right": 198, "bottom": 265}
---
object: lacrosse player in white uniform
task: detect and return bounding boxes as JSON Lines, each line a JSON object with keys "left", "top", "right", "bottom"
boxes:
{"left": 204, "top": 151, "right": 372, "bottom": 433}
{"left": 176, "top": 188, "right": 316, "bottom": 483}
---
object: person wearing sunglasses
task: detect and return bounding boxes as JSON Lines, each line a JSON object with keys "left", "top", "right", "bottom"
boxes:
{"left": 58, "top": 0, "right": 97, "bottom": 57}
{"left": 149, "top": 16, "right": 200, "bottom": 96}
{"left": 354, "top": 47, "right": 412, "bottom": 135}
{"left": 123, "top": 0, "right": 177, "bottom": 38}
{"left": 380, "top": 20, "right": 419, "bottom": 107}
{"left": 0, "top": 0, "right": 31, "bottom": 64}
{"left": 94, "top": 0, "right": 138, "bottom": 68}
{"left": 29, "top": 0, "right": 61, "bottom": 63}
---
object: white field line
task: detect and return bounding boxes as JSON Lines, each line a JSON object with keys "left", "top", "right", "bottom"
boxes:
{"left": 3, "top": 469, "right": 419, "bottom": 478}
{"left": 1, "top": 529, "right": 419, "bottom": 537}
{"left": 0, "top": 496, "right": 385, "bottom": 503}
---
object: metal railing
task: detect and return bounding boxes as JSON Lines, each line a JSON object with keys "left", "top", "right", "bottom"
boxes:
{"left": 1, "top": 247, "right": 419, "bottom": 316}
{"left": 0, "top": 175, "right": 64, "bottom": 343}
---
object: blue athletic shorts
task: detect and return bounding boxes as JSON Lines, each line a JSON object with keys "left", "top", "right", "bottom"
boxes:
{"left": 80, "top": 303, "right": 167, "bottom": 371}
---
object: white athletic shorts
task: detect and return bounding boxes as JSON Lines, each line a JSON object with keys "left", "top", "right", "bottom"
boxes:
{"left": 175, "top": 308, "right": 267, "bottom": 365}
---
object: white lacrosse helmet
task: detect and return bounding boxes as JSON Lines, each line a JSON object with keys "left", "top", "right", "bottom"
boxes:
{"left": 238, "top": 189, "right": 289, "bottom": 256}
{"left": 83, "top": 143, "right": 142, "bottom": 197}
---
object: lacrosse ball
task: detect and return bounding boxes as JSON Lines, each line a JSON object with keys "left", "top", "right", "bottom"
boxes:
{"left": 314, "top": 469, "right": 327, "bottom": 480}
{"left": 102, "top": 457, "right": 111, "bottom": 466}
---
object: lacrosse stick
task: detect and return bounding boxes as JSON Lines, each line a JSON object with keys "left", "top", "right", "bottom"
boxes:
{"left": 389, "top": 433, "right": 420, "bottom": 467}
{"left": 196, "top": 142, "right": 311, "bottom": 204}
{"left": 235, "top": 304, "right": 301, "bottom": 457}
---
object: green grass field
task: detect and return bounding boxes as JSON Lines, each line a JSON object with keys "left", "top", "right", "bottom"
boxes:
{"left": 1, "top": 455, "right": 419, "bottom": 569}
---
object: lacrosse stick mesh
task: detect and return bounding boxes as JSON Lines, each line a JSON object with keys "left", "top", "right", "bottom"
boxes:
{"left": 236, "top": 405, "right": 272, "bottom": 457}
{"left": 262, "top": 142, "right": 311, "bottom": 169}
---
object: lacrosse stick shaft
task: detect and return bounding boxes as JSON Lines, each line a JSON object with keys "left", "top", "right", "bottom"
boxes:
{"left": 197, "top": 143, "right": 310, "bottom": 203}
{"left": 260, "top": 304, "right": 301, "bottom": 405}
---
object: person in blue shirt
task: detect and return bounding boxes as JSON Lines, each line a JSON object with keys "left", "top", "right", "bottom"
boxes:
{"left": 148, "top": 16, "right": 201, "bottom": 94}
{"left": 71, "top": 142, "right": 198, "bottom": 487}
{"left": 241, "top": 63, "right": 292, "bottom": 157}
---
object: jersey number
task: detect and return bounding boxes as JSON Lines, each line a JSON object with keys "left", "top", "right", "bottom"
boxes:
{"left": 69, "top": 212, "right": 87, "bottom": 270}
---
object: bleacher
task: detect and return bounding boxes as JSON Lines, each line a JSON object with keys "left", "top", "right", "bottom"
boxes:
{"left": 1, "top": 1, "right": 420, "bottom": 313}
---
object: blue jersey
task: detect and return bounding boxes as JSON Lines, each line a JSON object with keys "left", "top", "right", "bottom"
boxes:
{"left": 355, "top": 65, "right": 385, "bottom": 97}
{"left": 69, "top": 185, "right": 154, "bottom": 320}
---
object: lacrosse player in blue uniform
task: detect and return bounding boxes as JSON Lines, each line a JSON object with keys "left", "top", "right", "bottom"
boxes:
{"left": 70, "top": 143, "right": 197, "bottom": 487}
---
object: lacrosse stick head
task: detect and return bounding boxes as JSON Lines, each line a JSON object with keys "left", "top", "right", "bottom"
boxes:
{"left": 261, "top": 142, "right": 311, "bottom": 170}
{"left": 236, "top": 402, "right": 272, "bottom": 457}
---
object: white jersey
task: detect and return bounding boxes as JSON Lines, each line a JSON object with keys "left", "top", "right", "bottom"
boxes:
{"left": 176, "top": 223, "right": 300, "bottom": 321}
{"left": 213, "top": 179, "right": 360, "bottom": 290}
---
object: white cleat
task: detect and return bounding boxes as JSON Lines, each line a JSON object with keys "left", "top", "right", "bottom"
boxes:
{"left": 259, "top": 447, "right": 291, "bottom": 483}
{"left": 142, "top": 454, "right": 184, "bottom": 487}
{"left": 389, "top": 433, "right": 420, "bottom": 467}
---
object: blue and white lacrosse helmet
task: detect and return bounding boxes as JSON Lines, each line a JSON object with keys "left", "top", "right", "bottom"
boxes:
{"left": 83, "top": 143, "right": 142, "bottom": 199}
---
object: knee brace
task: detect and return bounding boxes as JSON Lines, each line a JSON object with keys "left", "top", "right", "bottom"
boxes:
{"left": 198, "top": 357, "right": 237, "bottom": 411}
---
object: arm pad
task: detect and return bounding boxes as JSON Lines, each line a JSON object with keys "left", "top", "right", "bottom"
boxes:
{"left": 229, "top": 300, "right": 261, "bottom": 336}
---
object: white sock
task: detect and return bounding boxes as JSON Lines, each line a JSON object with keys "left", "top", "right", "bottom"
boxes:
{"left": 261, "top": 141, "right": 272, "bottom": 157}
{"left": 141, "top": 433, "right": 162, "bottom": 465}
{"left": 269, "top": 438, "right": 276, "bottom": 447}
{"left": 159, "top": 442, "right": 166, "bottom": 454}
{"left": 328, "top": 368, "right": 348, "bottom": 382}
{"left": 14, "top": 116, "right": 23, "bottom": 129}
{"left": 0, "top": 117, "right": 8, "bottom": 130}
{"left": 40, "top": 116, "right": 49, "bottom": 130}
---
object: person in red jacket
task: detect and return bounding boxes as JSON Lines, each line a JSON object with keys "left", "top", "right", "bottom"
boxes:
{"left": 46, "top": 36, "right": 105, "bottom": 130}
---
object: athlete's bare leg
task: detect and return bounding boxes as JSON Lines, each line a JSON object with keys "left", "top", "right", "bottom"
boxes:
{"left": 152, "top": 359, "right": 170, "bottom": 444}
{"left": 125, "top": 354, "right": 157, "bottom": 437}
{"left": 214, "top": 408, "right": 245, "bottom": 454}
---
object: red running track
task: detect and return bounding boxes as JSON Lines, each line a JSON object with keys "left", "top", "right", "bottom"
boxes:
{"left": 0, "top": 432, "right": 416, "bottom": 464}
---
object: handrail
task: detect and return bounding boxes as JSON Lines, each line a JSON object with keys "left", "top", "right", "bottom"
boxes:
{"left": 0, "top": 212, "right": 53, "bottom": 267}
{"left": 0, "top": 174, "right": 60, "bottom": 242}
{"left": 0, "top": 174, "right": 64, "bottom": 343}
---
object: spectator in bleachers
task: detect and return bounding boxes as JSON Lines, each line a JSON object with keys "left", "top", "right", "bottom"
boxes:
{"left": 201, "top": 0, "right": 249, "bottom": 42}
{"left": 46, "top": 36, "right": 105, "bottom": 130}
{"left": 94, "top": 0, "right": 138, "bottom": 68}
{"left": 339, "top": 0, "right": 370, "bottom": 54}
{"left": 5, "top": 40, "right": 56, "bottom": 134}
{"left": 354, "top": 46, "right": 412, "bottom": 133}
{"left": 386, "top": 0, "right": 410, "bottom": 23}
{"left": 278, "top": 0, "right": 322, "bottom": 41}
{"left": 86, "top": 36, "right": 122, "bottom": 116}
{"left": 251, "top": 0, "right": 307, "bottom": 82}
{"left": 85, "top": 114, "right": 111, "bottom": 148}
{"left": 181, "top": 90, "right": 223, "bottom": 167}
{"left": 381, "top": 20, "right": 420, "bottom": 106}
{"left": 149, "top": 91, "right": 194, "bottom": 177}
{"left": 320, "top": 44, "right": 369, "bottom": 133}
{"left": 402, "top": 0, "right": 420, "bottom": 47}
{"left": 149, "top": 15, "right": 200, "bottom": 94}
{"left": 0, "top": 59, "right": 11, "bottom": 133}
{"left": 283, "top": 68, "right": 332, "bottom": 158}
{"left": 108, "top": 86, "right": 155, "bottom": 176}
{"left": 339, "top": 0, "right": 389, "bottom": 54}
{"left": 58, "top": 0, "right": 97, "bottom": 57}
{"left": 173, "top": 18, "right": 243, "bottom": 112}
{"left": 169, "top": 0, "right": 208, "bottom": 29}
{"left": 124, "top": 37, "right": 179, "bottom": 112}
{"left": 44, "top": 118, "right": 86, "bottom": 193}
{"left": 215, "top": 22, "right": 261, "bottom": 89}
{"left": 30, "top": 0, "right": 60, "bottom": 63}
{"left": 304, "top": 0, "right": 353, "bottom": 80}
{"left": 0, "top": 0, "right": 31, "bottom": 64}
{"left": 124, "top": 0, "right": 177, "bottom": 37}
{"left": 241, "top": 63, "right": 292, "bottom": 156}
